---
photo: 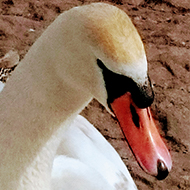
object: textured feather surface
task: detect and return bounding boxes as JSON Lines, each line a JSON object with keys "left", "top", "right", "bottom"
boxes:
{"left": 52, "top": 115, "right": 138, "bottom": 190}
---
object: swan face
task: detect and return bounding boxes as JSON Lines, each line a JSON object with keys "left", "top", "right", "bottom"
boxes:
{"left": 74, "top": 3, "right": 154, "bottom": 108}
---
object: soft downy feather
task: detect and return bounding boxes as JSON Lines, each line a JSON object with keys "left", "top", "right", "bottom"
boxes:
{"left": 52, "top": 115, "right": 138, "bottom": 190}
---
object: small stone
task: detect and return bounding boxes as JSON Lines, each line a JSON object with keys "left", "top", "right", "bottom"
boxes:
{"left": 29, "top": 28, "right": 35, "bottom": 32}
{"left": 181, "top": 42, "right": 186, "bottom": 46}
{"left": 0, "top": 50, "right": 19, "bottom": 68}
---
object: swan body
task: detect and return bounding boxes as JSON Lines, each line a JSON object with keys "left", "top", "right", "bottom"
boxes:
{"left": 51, "top": 115, "right": 137, "bottom": 190}
{"left": 0, "top": 2, "right": 171, "bottom": 190}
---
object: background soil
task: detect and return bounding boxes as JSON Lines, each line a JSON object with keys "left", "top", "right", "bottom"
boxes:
{"left": 0, "top": 0, "right": 189, "bottom": 189}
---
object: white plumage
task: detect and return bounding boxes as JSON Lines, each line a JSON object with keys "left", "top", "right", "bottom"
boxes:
{"left": 0, "top": 3, "right": 171, "bottom": 190}
{"left": 51, "top": 115, "right": 137, "bottom": 190}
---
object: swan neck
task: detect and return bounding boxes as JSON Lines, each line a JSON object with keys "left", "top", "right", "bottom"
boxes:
{"left": 0, "top": 56, "right": 92, "bottom": 189}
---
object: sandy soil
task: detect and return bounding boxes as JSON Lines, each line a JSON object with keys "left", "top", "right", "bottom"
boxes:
{"left": 0, "top": 0, "right": 190, "bottom": 189}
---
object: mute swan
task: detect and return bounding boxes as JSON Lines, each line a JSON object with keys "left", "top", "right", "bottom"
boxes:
{"left": 0, "top": 3, "right": 172, "bottom": 190}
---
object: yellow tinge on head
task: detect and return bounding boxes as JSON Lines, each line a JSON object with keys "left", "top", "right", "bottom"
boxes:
{"left": 81, "top": 3, "right": 145, "bottom": 66}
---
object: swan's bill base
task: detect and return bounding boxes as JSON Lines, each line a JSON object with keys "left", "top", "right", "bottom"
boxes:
{"left": 97, "top": 59, "right": 154, "bottom": 109}
{"left": 110, "top": 92, "right": 172, "bottom": 179}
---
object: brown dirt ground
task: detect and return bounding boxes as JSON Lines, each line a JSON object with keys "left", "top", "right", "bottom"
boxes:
{"left": 0, "top": 0, "right": 190, "bottom": 189}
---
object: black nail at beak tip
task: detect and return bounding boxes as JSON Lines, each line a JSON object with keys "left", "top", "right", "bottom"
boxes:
{"left": 156, "top": 159, "right": 169, "bottom": 180}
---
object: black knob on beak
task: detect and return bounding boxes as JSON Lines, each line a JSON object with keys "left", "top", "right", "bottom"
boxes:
{"left": 131, "top": 76, "right": 154, "bottom": 108}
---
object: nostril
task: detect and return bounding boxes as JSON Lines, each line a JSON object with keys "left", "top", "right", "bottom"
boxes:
{"left": 130, "top": 104, "right": 140, "bottom": 128}
{"left": 156, "top": 159, "right": 169, "bottom": 180}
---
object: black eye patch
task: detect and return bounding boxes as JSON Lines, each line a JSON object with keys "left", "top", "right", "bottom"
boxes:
{"left": 97, "top": 59, "right": 154, "bottom": 108}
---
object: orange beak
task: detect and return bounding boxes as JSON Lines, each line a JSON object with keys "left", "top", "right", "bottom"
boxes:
{"left": 110, "top": 92, "right": 172, "bottom": 180}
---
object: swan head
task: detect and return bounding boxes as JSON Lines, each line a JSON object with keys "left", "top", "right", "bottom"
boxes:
{"left": 62, "top": 3, "right": 154, "bottom": 109}
{"left": 54, "top": 3, "right": 171, "bottom": 178}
